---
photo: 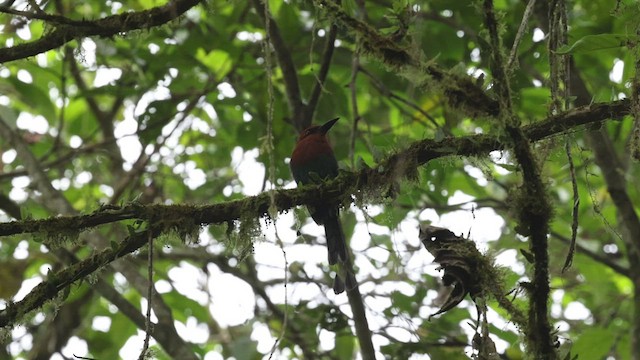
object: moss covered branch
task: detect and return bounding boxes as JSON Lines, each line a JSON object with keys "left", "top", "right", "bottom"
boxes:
{"left": 0, "top": 0, "right": 203, "bottom": 63}
{"left": 0, "top": 99, "right": 630, "bottom": 329}
{"left": 0, "top": 99, "right": 629, "bottom": 239}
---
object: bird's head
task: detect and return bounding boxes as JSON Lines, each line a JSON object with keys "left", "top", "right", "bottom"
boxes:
{"left": 297, "top": 117, "right": 339, "bottom": 142}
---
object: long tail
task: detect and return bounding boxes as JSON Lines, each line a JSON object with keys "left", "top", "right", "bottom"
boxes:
{"left": 323, "top": 211, "right": 348, "bottom": 265}
{"left": 323, "top": 212, "right": 357, "bottom": 294}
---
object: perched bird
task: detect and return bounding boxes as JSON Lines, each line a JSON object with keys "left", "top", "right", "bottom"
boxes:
{"left": 290, "top": 118, "right": 356, "bottom": 294}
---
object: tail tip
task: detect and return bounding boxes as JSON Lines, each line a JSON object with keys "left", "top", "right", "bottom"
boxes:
{"left": 333, "top": 276, "right": 345, "bottom": 294}
{"left": 332, "top": 272, "right": 357, "bottom": 294}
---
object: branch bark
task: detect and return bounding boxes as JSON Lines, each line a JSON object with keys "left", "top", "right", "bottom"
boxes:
{"left": 0, "top": 117, "right": 76, "bottom": 214}
{"left": 65, "top": 47, "right": 125, "bottom": 175}
{"left": 0, "top": 226, "right": 152, "bottom": 327}
{"left": 0, "top": 100, "right": 630, "bottom": 238}
{"left": 531, "top": 1, "right": 640, "bottom": 357}
{"left": 312, "top": 0, "right": 500, "bottom": 118}
{"left": 0, "top": 98, "right": 631, "bottom": 332}
{"left": 252, "top": 0, "right": 304, "bottom": 129}
{"left": 0, "top": 0, "right": 203, "bottom": 63}
{"left": 0, "top": 116, "right": 198, "bottom": 357}
{"left": 482, "top": 0, "right": 555, "bottom": 356}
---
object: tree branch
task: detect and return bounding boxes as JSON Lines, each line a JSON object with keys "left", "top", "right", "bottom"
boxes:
{"left": 251, "top": 0, "right": 304, "bottom": 129}
{"left": 0, "top": 100, "right": 630, "bottom": 238}
{"left": 0, "top": 0, "right": 203, "bottom": 63}
{"left": 0, "top": 101, "right": 632, "bottom": 337}
{"left": 551, "top": 231, "right": 630, "bottom": 277}
{"left": 65, "top": 47, "right": 125, "bottom": 173}
{"left": 312, "top": 0, "right": 500, "bottom": 118}
{"left": 0, "top": 116, "right": 76, "bottom": 214}
{"left": 306, "top": 23, "right": 338, "bottom": 125}
{"left": 0, "top": 226, "right": 152, "bottom": 327}
{"left": 482, "top": 0, "right": 555, "bottom": 356}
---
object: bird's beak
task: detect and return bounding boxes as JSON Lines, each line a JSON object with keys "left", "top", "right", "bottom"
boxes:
{"left": 320, "top": 117, "right": 339, "bottom": 134}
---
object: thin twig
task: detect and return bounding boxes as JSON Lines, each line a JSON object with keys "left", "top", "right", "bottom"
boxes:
{"left": 252, "top": 0, "right": 304, "bottom": 129}
{"left": 562, "top": 139, "right": 579, "bottom": 272}
{"left": 50, "top": 48, "right": 68, "bottom": 154}
{"left": 307, "top": 23, "right": 337, "bottom": 119}
{"left": 342, "top": 3, "right": 375, "bottom": 357}
{"left": 348, "top": 51, "right": 361, "bottom": 168}
{"left": 262, "top": 3, "right": 287, "bottom": 357}
{"left": 65, "top": 47, "right": 125, "bottom": 171}
{"left": 268, "top": 225, "right": 288, "bottom": 359}
{"left": 0, "top": 115, "right": 76, "bottom": 214}
{"left": 507, "top": 0, "right": 537, "bottom": 71}
{"left": 109, "top": 91, "right": 204, "bottom": 204}
{"left": 138, "top": 231, "right": 154, "bottom": 360}
{"left": 549, "top": 0, "right": 575, "bottom": 273}
{"left": 552, "top": 231, "right": 629, "bottom": 277}
{"left": 358, "top": 66, "right": 440, "bottom": 128}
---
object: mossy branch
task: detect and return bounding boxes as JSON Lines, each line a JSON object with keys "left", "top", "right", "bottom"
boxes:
{"left": 312, "top": 0, "right": 500, "bottom": 118}
{"left": 0, "top": 99, "right": 629, "bottom": 329}
{"left": 0, "top": 99, "right": 630, "bottom": 239}
{"left": 0, "top": 226, "right": 156, "bottom": 327}
{"left": 482, "top": 0, "right": 556, "bottom": 356}
{"left": 0, "top": 0, "right": 203, "bottom": 63}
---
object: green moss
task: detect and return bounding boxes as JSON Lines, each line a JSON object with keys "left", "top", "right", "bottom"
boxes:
{"left": 226, "top": 217, "right": 259, "bottom": 262}
{"left": 156, "top": 229, "right": 183, "bottom": 247}
{"left": 27, "top": 216, "right": 82, "bottom": 248}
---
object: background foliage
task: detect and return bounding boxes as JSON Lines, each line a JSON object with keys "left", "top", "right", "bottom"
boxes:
{"left": 0, "top": 0, "right": 639, "bottom": 359}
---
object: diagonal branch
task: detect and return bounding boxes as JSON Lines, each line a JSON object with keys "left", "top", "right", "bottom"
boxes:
{"left": 551, "top": 232, "right": 630, "bottom": 277}
{"left": 0, "top": 0, "right": 203, "bottom": 63}
{"left": 0, "top": 226, "right": 155, "bottom": 328}
{"left": 507, "top": 0, "right": 537, "bottom": 71}
{"left": 65, "top": 47, "right": 125, "bottom": 173}
{"left": 0, "top": 138, "right": 120, "bottom": 181}
{"left": 359, "top": 66, "right": 440, "bottom": 128}
{"left": 306, "top": 23, "right": 338, "bottom": 125}
{"left": 58, "top": 248, "right": 199, "bottom": 360}
{"left": 0, "top": 5, "right": 96, "bottom": 25}
{"left": 0, "top": 116, "right": 76, "bottom": 214}
{"left": 312, "top": 0, "right": 500, "bottom": 118}
{"left": 0, "top": 111, "right": 197, "bottom": 357}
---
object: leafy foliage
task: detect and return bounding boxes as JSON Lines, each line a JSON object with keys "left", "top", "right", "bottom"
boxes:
{"left": 0, "top": 0, "right": 638, "bottom": 359}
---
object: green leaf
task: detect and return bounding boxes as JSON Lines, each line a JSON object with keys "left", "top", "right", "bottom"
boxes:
{"left": 139, "top": 99, "right": 177, "bottom": 145}
{"left": 572, "top": 327, "right": 614, "bottom": 359}
{"left": 196, "top": 49, "right": 233, "bottom": 80}
{"left": 0, "top": 105, "right": 18, "bottom": 127}
{"left": 7, "top": 77, "right": 57, "bottom": 118}
{"left": 335, "top": 332, "right": 355, "bottom": 358}
{"left": 557, "top": 34, "right": 636, "bottom": 54}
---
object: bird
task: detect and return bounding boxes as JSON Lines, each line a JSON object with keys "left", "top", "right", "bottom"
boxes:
{"left": 290, "top": 117, "right": 356, "bottom": 294}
